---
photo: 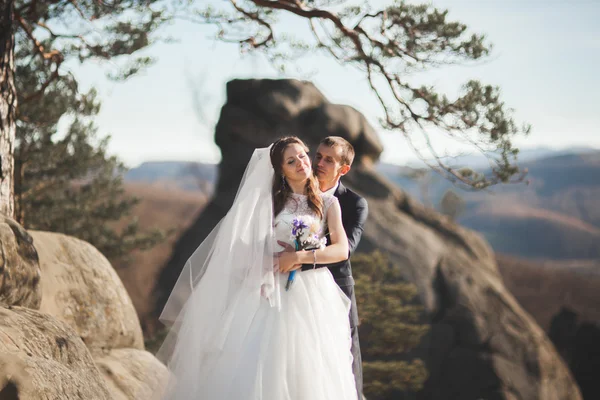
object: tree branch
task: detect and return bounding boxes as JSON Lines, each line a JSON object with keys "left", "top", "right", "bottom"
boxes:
{"left": 230, "top": 0, "right": 273, "bottom": 48}
{"left": 15, "top": 11, "right": 65, "bottom": 103}
{"left": 15, "top": 12, "right": 63, "bottom": 62}
{"left": 176, "top": 1, "right": 530, "bottom": 188}
{"left": 67, "top": 0, "right": 88, "bottom": 20}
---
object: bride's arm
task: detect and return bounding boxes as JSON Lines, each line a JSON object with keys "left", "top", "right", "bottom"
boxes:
{"left": 279, "top": 201, "right": 348, "bottom": 272}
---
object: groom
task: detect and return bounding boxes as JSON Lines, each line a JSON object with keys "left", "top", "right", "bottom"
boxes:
{"left": 307, "top": 136, "right": 367, "bottom": 398}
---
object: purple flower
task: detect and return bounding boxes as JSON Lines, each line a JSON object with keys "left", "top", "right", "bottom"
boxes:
{"left": 291, "top": 218, "right": 308, "bottom": 236}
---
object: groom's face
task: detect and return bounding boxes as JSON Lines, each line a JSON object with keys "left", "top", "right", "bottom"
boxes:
{"left": 314, "top": 144, "right": 350, "bottom": 186}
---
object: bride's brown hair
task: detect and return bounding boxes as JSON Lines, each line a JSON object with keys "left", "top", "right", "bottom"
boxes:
{"left": 270, "top": 136, "right": 323, "bottom": 219}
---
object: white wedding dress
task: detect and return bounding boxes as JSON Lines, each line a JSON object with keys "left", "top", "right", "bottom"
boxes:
{"left": 247, "top": 192, "right": 358, "bottom": 400}
{"left": 157, "top": 191, "right": 358, "bottom": 400}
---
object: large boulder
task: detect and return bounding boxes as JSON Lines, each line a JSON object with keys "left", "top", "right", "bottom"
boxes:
{"left": 31, "top": 231, "right": 144, "bottom": 354}
{"left": 0, "top": 306, "right": 111, "bottom": 399}
{"left": 95, "top": 348, "right": 168, "bottom": 400}
{"left": 155, "top": 78, "right": 581, "bottom": 399}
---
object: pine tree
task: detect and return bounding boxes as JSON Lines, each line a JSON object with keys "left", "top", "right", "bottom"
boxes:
{"left": 353, "top": 251, "right": 429, "bottom": 399}
{"left": 13, "top": 34, "right": 164, "bottom": 260}
{"left": 6, "top": 0, "right": 172, "bottom": 258}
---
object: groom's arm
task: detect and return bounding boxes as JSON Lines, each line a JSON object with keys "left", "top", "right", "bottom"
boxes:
{"left": 301, "top": 194, "right": 368, "bottom": 270}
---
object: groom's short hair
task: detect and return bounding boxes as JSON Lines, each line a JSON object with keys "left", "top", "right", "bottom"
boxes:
{"left": 320, "top": 136, "right": 355, "bottom": 166}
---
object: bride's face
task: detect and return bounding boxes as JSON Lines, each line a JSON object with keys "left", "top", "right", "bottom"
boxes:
{"left": 281, "top": 143, "right": 312, "bottom": 183}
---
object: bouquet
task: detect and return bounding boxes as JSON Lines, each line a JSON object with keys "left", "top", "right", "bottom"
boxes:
{"left": 285, "top": 216, "right": 327, "bottom": 291}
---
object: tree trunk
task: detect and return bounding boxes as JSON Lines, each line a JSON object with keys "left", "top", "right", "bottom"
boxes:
{"left": 0, "top": 0, "right": 15, "bottom": 218}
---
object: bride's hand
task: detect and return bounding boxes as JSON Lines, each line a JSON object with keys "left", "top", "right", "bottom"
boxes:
{"left": 278, "top": 251, "right": 302, "bottom": 273}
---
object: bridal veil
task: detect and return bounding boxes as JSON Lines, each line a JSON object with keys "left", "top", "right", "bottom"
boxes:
{"left": 152, "top": 145, "right": 280, "bottom": 397}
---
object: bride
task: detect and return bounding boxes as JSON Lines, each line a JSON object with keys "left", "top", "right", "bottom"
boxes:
{"left": 154, "top": 136, "right": 358, "bottom": 400}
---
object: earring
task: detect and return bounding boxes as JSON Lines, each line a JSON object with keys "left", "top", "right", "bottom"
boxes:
{"left": 281, "top": 175, "right": 286, "bottom": 189}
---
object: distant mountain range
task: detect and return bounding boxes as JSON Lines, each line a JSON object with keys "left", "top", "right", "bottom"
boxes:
{"left": 125, "top": 147, "right": 600, "bottom": 261}
{"left": 411, "top": 146, "right": 600, "bottom": 169}
{"left": 376, "top": 147, "right": 600, "bottom": 201}
{"left": 379, "top": 149, "right": 600, "bottom": 260}
{"left": 125, "top": 161, "right": 217, "bottom": 193}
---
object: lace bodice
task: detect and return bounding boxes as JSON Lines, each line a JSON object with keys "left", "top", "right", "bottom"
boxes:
{"left": 274, "top": 193, "right": 338, "bottom": 250}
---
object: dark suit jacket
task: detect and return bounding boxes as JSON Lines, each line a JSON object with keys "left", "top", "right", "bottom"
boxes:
{"left": 301, "top": 182, "right": 368, "bottom": 287}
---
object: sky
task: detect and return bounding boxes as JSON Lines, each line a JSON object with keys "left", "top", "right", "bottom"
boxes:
{"left": 67, "top": 0, "right": 600, "bottom": 167}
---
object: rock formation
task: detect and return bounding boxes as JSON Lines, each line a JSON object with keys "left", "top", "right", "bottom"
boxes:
{"left": 155, "top": 78, "right": 582, "bottom": 399}
{"left": 0, "top": 216, "right": 167, "bottom": 398}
